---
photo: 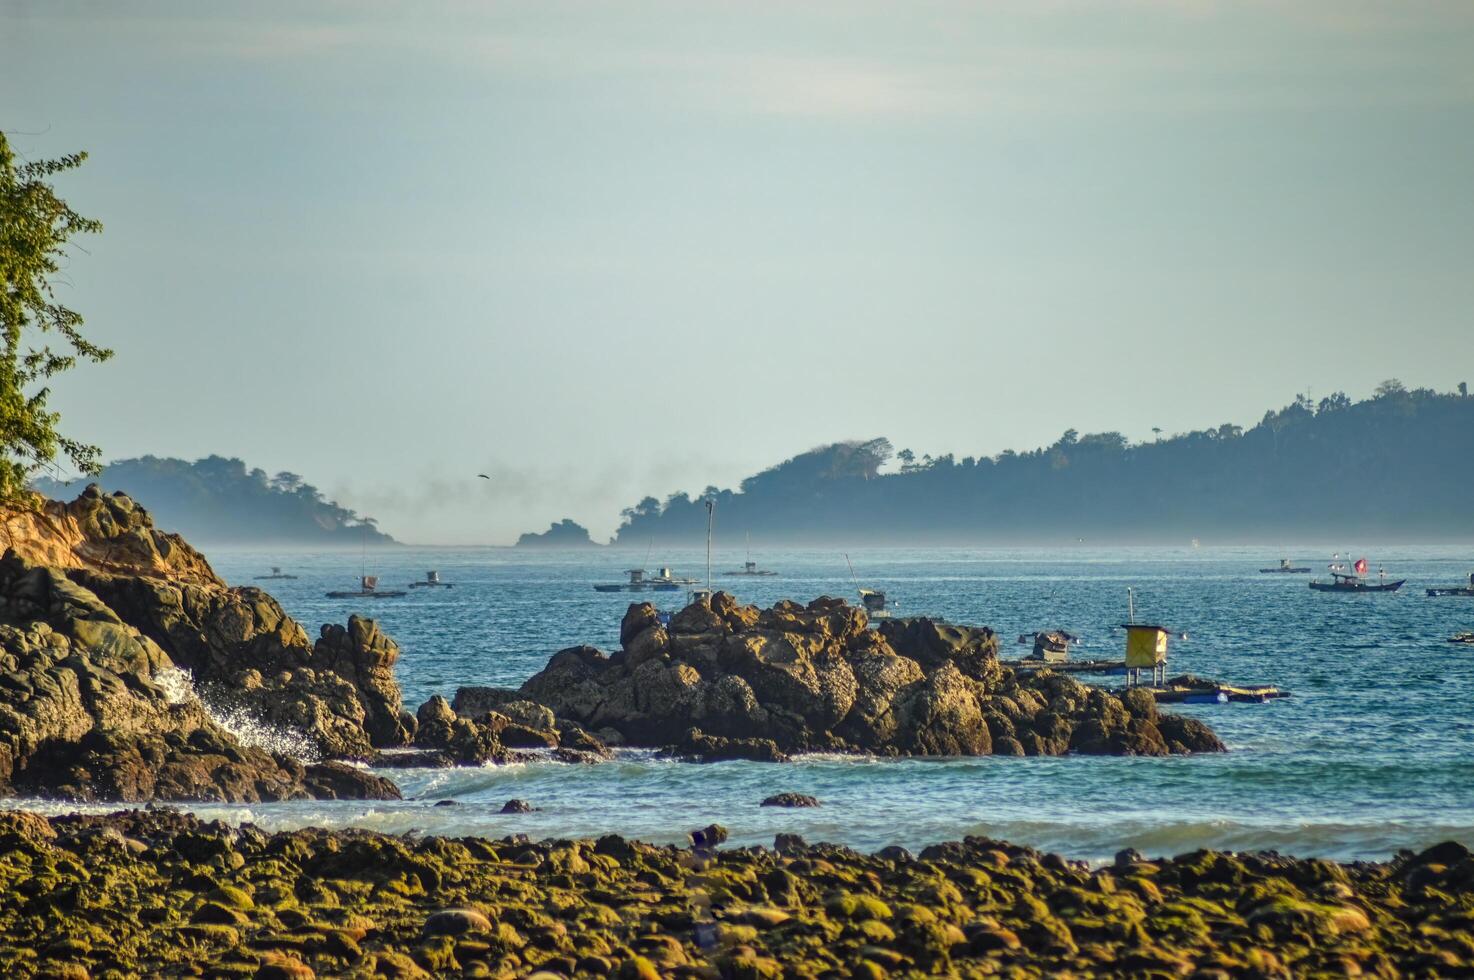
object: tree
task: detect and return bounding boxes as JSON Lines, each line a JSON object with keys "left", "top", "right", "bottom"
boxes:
{"left": 0, "top": 133, "right": 111, "bottom": 501}
{"left": 1460, "top": 382, "right": 1468, "bottom": 398}
{"left": 1374, "top": 378, "right": 1406, "bottom": 399}
{"left": 896, "top": 449, "right": 916, "bottom": 472}
{"left": 1151, "top": 427, "right": 1162, "bottom": 441}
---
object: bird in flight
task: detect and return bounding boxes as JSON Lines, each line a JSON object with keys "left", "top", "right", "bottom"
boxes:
{"left": 477, "top": 474, "right": 491, "bottom": 480}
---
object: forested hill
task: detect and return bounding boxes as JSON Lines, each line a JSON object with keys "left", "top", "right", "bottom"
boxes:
{"left": 34, "top": 456, "right": 396, "bottom": 546}
{"left": 614, "top": 384, "right": 1474, "bottom": 546}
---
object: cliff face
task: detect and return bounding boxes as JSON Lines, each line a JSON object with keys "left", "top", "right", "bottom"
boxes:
{"left": 0, "top": 486, "right": 221, "bottom": 586}
{"left": 0, "top": 488, "right": 404, "bottom": 803}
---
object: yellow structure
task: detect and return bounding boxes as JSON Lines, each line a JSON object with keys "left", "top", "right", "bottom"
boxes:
{"left": 1121, "top": 623, "right": 1169, "bottom": 686}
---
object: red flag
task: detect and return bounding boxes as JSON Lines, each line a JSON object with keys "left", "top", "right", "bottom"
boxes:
{"left": 1354, "top": 558, "right": 1368, "bottom": 574}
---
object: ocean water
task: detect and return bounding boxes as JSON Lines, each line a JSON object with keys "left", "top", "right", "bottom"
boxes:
{"left": 25, "top": 545, "right": 1474, "bottom": 862}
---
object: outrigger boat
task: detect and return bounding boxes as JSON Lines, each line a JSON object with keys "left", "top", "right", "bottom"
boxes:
{"left": 326, "top": 575, "right": 406, "bottom": 599}
{"left": 409, "top": 570, "right": 453, "bottom": 589}
{"left": 593, "top": 567, "right": 696, "bottom": 593}
{"left": 1260, "top": 559, "right": 1311, "bottom": 574}
{"left": 1308, "top": 557, "right": 1404, "bottom": 593}
{"left": 254, "top": 566, "right": 298, "bottom": 580}
{"left": 1427, "top": 572, "right": 1474, "bottom": 597}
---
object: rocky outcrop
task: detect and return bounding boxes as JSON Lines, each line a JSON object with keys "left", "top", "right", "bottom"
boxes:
{"left": 0, "top": 552, "right": 396, "bottom": 802}
{"left": 1, "top": 485, "right": 220, "bottom": 586}
{"left": 1, "top": 809, "right": 1468, "bottom": 977}
{"left": 3, "top": 488, "right": 415, "bottom": 763}
{"left": 518, "top": 594, "right": 1224, "bottom": 758}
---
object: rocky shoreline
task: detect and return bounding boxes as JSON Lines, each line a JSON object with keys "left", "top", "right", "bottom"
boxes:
{"left": 0, "top": 487, "right": 1224, "bottom": 808}
{"left": 1, "top": 808, "right": 1470, "bottom": 978}
{"left": 3, "top": 489, "right": 1472, "bottom": 976}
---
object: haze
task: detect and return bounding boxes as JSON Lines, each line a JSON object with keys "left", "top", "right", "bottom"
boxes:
{"left": 3, "top": 1, "right": 1472, "bottom": 544}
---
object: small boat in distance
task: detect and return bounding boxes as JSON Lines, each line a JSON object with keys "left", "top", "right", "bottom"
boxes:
{"left": 326, "top": 575, "right": 407, "bottom": 599}
{"left": 1427, "top": 572, "right": 1474, "bottom": 597}
{"left": 845, "top": 553, "right": 896, "bottom": 620}
{"left": 724, "top": 560, "right": 778, "bottom": 577}
{"left": 593, "top": 568, "right": 695, "bottom": 593}
{"left": 723, "top": 534, "right": 778, "bottom": 577}
{"left": 409, "top": 570, "right": 453, "bottom": 589}
{"left": 1309, "top": 557, "right": 1404, "bottom": 593}
{"left": 1260, "top": 559, "right": 1311, "bottom": 574}
{"left": 254, "top": 566, "right": 298, "bottom": 580}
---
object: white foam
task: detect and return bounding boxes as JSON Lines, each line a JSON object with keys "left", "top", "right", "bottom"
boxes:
{"left": 153, "top": 665, "right": 319, "bottom": 761}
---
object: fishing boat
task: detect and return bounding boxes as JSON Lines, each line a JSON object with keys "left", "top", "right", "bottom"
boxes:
{"left": 1259, "top": 559, "right": 1311, "bottom": 574}
{"left": 327, "top": 525, "right": 404, "bottom": 598}
{"left": 326, "top": 575, "right": 406, "bottom": 599}
{"left": 409, "top": 570, "right": 453, "bottom": 589}
{"left": 1024, "top": 630, "right": 1077, "bottom": 663}
{"left": 253, "top": 566, "right": 298, "bottom": 580}
{"left": 1426, "top": 572, "right": 1474, "bottom": 597}
{"left": 593, "top": 566, "right": 696, "bottom": 593}
{"left": 1308, "top": 557, "right": 1404, "bottom": 593}
{"left": 844, "top": 554, "right": 896, "bottom": 619}
{"left": 1450, "top": 632, "right": 1474, "bottom": 645}
{"left": 722, "top": 534, "right": 778, "bottom": 577}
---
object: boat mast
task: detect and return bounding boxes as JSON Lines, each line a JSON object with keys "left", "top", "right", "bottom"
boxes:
{"left": 704, "top": 498, "right": 715, "bottom": 601}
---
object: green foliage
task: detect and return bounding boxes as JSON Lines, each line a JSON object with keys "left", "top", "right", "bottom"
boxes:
{"left": 613, "top": 385, "right": 1474, "bottom": 544}
{"left": 34, "top": 455, "right": 395, "bottom": 545}
{"left": 0, "top": 133, "right": 111, "bottom": 502}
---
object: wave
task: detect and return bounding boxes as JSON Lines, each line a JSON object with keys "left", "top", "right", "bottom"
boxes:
{"left": 154, "top": 666, "right": 318, "bottom": 761}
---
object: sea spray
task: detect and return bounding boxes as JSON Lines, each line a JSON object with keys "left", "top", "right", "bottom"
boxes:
{"left": 153, "top": 666, "right": 319, "bottom": 761}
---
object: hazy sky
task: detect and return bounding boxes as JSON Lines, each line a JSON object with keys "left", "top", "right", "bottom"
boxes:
{"left": 4, "top": 1, "right": 1472, "bottom": 543}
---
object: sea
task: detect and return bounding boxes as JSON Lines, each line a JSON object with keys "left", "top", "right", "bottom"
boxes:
{"left": 22, "top": 545, "right": 1474, "bottom": 862}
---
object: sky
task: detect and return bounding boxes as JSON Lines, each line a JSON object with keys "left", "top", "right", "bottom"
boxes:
{"left": 3, "top": 0, "right": 1473, "bottom": 544}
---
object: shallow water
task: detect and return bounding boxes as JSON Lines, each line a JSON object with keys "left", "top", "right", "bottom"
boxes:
{"left": 23, "top": 545, "right": 1474, "bottom": 861}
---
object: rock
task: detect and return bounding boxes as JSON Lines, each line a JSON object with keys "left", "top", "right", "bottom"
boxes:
{"left": 499, "top": 799, "right": 535, "bottom": 814}
{"left": 1115, "top": 847, "right": 1146, "bottom": 868}
{"left": 689, "top": 824, "right": 728, "bottom": 849}
{"left": 761, "top": 793, "right": 819, "bottom": 808}
{"left": 450, "top": 686, "right": 519, "bottom": 717}
{"left": 0, "top": 810, "right": 1467, "bottom": 977}
{"left": 773, "top": 833, "right": 808, "bottom": 856}
{"left": 665, "top": 729, "right": 789, "bottom": 763}
{"left": 422, "top": 908, "right": 493, "bottom": 936}
{"left": 877, "top": 618, "right": 999, "bottom": 679}
{"left": 301, "top": 762, "right": 401, "bottom": 801}
{"left": 515, "top": 594, "right": 1220, "bottom": 759}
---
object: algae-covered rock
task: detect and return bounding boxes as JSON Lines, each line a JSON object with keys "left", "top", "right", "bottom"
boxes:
{"left": 0, "top": 810, "right": 1466, "bottom": 978}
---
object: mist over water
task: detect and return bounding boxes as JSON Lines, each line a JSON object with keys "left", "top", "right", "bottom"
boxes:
{"left": 33, "top": 545, "right": 1473, "bottom": 862}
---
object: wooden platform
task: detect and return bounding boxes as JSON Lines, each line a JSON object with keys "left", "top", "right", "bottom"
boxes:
{"left": 1001, "top": 658, "right": 1126, "bottom": 674}
{"left": 1124, "top": 683, "right": 1290, "bottom": 704}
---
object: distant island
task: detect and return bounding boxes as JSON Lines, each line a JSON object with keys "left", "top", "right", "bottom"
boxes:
{"left": 516, "top": 518, "right": 602, "bottom": 548}
{"left": 33, "top": 456, "right": 396, "bottom": 546}
{"left": 611, "top": 382, "right": 1474, "bottom": 545}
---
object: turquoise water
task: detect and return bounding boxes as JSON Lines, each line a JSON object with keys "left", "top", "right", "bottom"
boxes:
{"left": 32, "top": 545, "right": 1474, "bottom": 861}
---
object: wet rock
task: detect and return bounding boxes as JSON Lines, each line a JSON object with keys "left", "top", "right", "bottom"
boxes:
{"left": 689, "top": 824, "right": 728, "bottom": 849}
{"left": 664, "top": 729, "right": 789, "bottom": 763}
{"left": 760, "top": 792, "right": 819, "bottom": 808}
{"left": 500, "top": 799, "right": 536, "bottom": 813}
